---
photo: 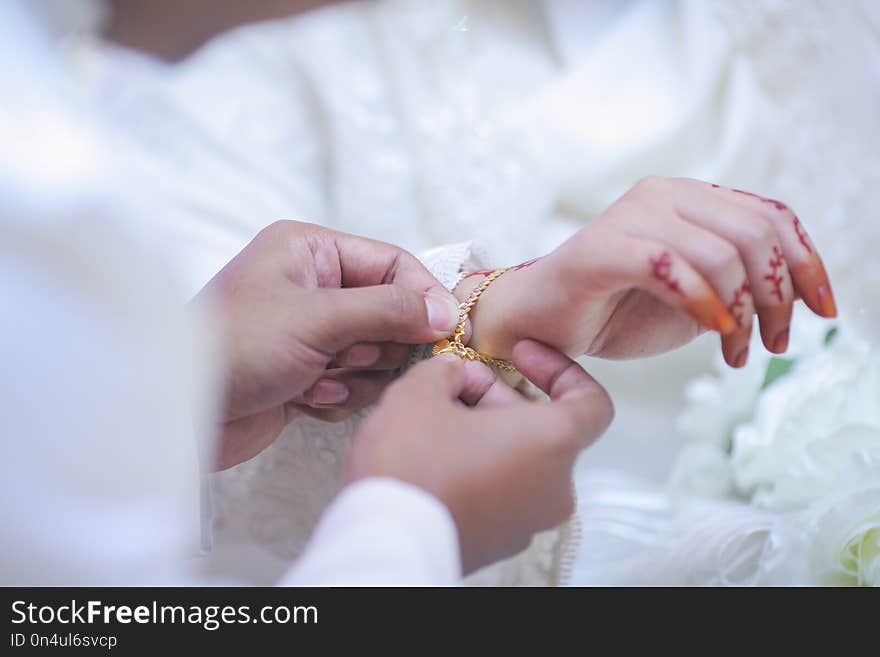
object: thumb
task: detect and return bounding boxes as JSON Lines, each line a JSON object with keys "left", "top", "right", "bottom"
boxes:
{"left": 313, "top": 284, "right": 460, "bottom": 352}
{"left": 396, "top": 354, "right": 469, "bottom": 401}
{"left": 513, "top": 339, "right": 615, "bottom": 447}
{"left": 512, "top": 339, "right": 603, "bottom": 401}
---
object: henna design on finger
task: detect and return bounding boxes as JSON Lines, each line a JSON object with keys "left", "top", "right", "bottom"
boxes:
{"left": 729, "top": 187, "right": 814, "bottom": 256}
{"left": 465, "top": 268, "right": 498, "bottom": 278}
{"left": 728, "top": 280, "right": 751, "bottom": 328}
{"left": 650, "top": 251, "right": 682, "bottom": 295}
{"left": 732, "top": 188, "right": 789, "bottom": 212}
{"left": 512, "top": 258, "right": 540, "bottom": 271}
{"left": 793, "top": 217, "right": 813, "bottom": 254}
{"left": 464, "top": 258, "right": 541, "bottom": 279}
{"left": 764, "top": 246, "right": 785, "bottom": 303}
{"left": 732, "top": 188, "right": 760, "bottom": 200}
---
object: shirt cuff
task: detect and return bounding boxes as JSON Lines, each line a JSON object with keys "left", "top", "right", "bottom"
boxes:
{"left": 280, "top": 478, "right": 461, "bottom": 586}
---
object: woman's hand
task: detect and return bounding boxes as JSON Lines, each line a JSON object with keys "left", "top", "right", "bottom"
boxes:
{"left": 460, "top": 177, "right": 837, "bottom": 368}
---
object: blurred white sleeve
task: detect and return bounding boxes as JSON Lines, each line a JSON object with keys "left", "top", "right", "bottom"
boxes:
{"left": 281, "top": 478, "right": 461, "bottom": 586}
{"left": 0, "top": 206, "right": 221, "bottom": 585}
{"left": 0, "top": 1, "right": 218, "bottom": 585}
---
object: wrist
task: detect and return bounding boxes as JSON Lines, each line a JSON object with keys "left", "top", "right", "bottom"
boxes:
{"left": 452, "top": 268, "right": 523, "bottom": 361}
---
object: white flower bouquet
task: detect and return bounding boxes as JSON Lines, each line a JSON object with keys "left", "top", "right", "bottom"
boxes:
{"left": 669, "top": 309, "right": 880, "bottom": 585}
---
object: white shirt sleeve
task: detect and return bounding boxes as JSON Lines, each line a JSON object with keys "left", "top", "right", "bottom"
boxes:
{"left": 281, "top": 478, "right": 461, "bottom": 586}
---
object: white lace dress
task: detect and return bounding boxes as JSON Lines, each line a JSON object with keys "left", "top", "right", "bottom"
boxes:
{"left": 63, "top": 0, "right": 880, "bottom": 585}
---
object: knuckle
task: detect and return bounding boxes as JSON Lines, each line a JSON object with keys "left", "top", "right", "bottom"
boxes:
{"left": 391, "top": 247, "right": 421, "bottom": 273}
{"left": 633, "top": 175, "right": 667, "bottom": 194}
{"left": 739, "top": 218, "right": 775, "bottom": 249}
{"left": 256, "top": 220, "right": 305, "bottom": 257}
{"left": 261, "top": 219, "right": 300, "bottom": 241}
{"left": 714, "top": 242, "right": 741, "bottom": 271}
{"left": 769, "top": 199, "right": 796, "bottom": 218}
{"left": 262, "top": 219, "right": 327, "bottom": 255}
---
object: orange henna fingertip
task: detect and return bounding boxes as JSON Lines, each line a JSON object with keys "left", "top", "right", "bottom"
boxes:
{"left": 790, "top": 260, "right": 837, "bottom": 319}
{"left": 688, "top": 294, "right": 738, "bottom": 335}
{"left": 715, "top": 308, "right": 738, "bottom": 335}
{"left": 816, "top": 284, "right": 838, "bottom": 318}
{"left": 772, "top": 327, "right": 790, "bottom": 353}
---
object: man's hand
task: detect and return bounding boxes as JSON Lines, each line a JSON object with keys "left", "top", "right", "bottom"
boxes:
{"left": 345, "top": 341, "right": 614, "bottom": 575}
{"left": 194, "top": 220, "right": 461, "bottom": 470}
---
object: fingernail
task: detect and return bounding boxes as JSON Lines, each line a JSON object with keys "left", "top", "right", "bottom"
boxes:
{"left": 425, "top": 292, "right": 460, "bottom": 334}
{"left": 714, "top": 309, "right": 738, "bottom": 335}
{"left": 310, "top": 379, "right": 349, "bottom": 405}
{"left": 342, "top": 344, "right": 380, "bottom": 367}
{"left": 816, "top": 284, "right": 838, "bottom": 318}
{"left": 734, "top": 347, "right": 749, "bottom": 368}
{"left": 772, "top": 327, "right": 790, "bottom": 353}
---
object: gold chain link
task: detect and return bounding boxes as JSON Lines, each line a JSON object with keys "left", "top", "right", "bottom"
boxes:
{"left": 431, "top": 268, "right": 518, "bottom": 374}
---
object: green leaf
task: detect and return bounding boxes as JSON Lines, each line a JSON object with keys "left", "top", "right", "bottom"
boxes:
{"left": 761, "top": 356, "right": 796, "bottom": 390}
{"left": 824, "top": 326, "right": 839, "bottom": 346}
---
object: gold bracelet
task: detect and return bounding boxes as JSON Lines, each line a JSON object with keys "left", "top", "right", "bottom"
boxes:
{"left": 431, "top": 267, "right": 518, "bottom": 374}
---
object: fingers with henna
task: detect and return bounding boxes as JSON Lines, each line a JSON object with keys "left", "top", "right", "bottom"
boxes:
{"left": 584, "top": 231, "right": 738, "bottom": 337}
{"left": 703, "top": 181, "right": 837, "bottom": 319}
{"left": 618, "top": 216, "right": 756, "bottom": 367}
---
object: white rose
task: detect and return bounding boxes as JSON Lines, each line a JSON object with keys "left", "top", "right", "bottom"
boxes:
{"left": 676, "top": 348, "right": 769, "bottom": 449}
{"left": 732, "top": 334, "right": 880, "bottom": 511}
{"left": 667, "top": 442, "right": 734, "bottom": 498}
{"left": 676, "top": 308, "right": 831, "bottom": 449}
{"left": 808, "top": 457, "right": 880, "bottom": 586}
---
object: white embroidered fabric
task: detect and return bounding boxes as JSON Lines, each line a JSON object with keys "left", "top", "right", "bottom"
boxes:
{"left": 55, "top": 0, "right": 880, "bottom": 585}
